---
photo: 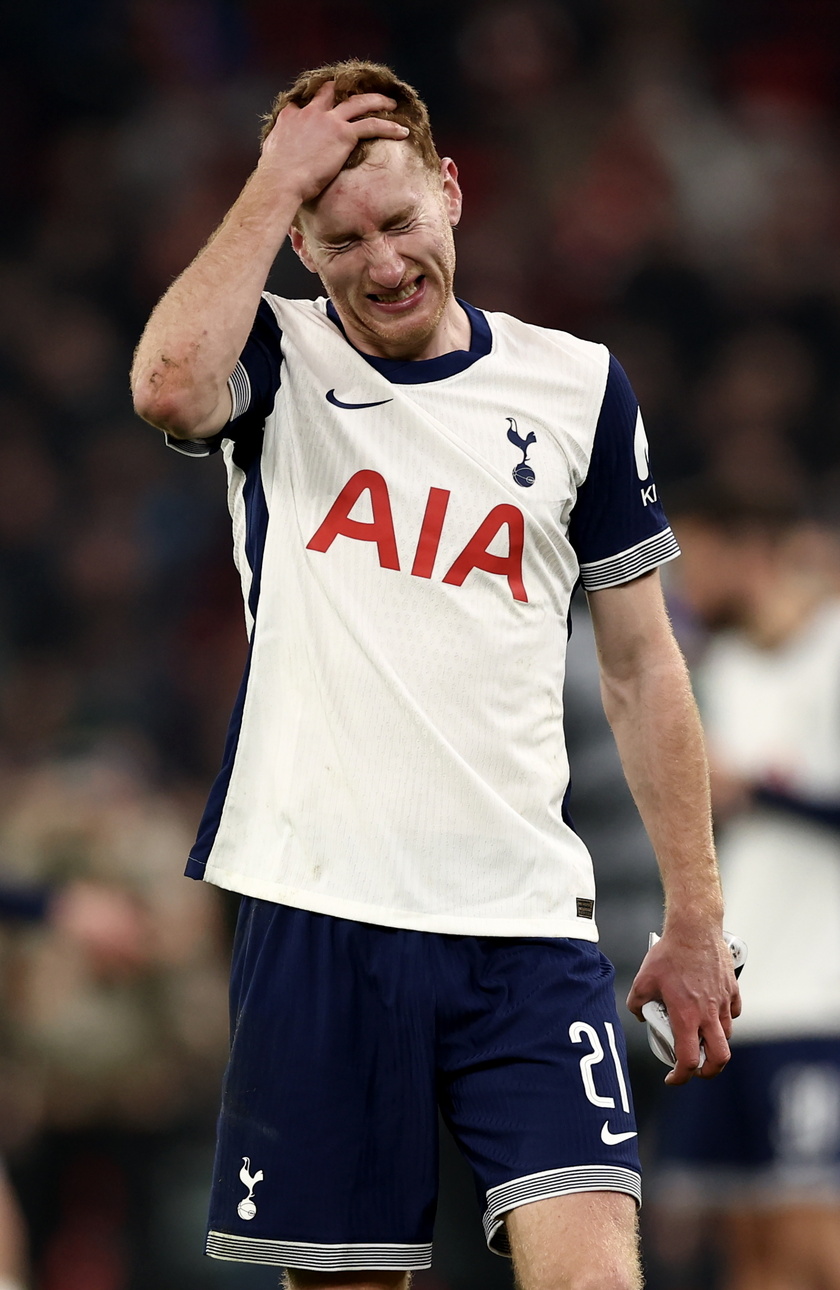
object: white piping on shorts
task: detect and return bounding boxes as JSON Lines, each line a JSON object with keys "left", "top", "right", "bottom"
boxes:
{"left": 483, "top": 1164, "right": 643, "bottom": 1257}
{"left": 206, "top": 1231, "right": 433, "bottom": 1270}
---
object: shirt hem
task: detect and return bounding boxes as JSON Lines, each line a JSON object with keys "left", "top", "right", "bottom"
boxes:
{"left": 191, "top": 862, "right": 599, "bottom": 938}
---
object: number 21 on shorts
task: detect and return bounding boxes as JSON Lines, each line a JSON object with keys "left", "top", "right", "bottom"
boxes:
{"left": 570, "top": 1021, "right": 631, "bottom": 1113}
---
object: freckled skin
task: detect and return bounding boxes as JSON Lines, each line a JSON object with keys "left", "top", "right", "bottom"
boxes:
{"left": 291, "top": 142, "right": 467, "bottom": 362}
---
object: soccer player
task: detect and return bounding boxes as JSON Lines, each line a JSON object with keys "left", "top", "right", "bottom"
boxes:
{"left": 131, "top": 60, "right": 739, "bottom": 1290}
{"left": 653, "top": 494, "right": 840, "bottom": 1290}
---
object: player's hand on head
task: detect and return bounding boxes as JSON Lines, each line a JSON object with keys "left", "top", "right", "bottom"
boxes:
{"left": 260, "top": 80, "right": 410, "bottom": 205}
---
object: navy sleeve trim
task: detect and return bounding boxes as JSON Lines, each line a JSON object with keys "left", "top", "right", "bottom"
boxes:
{"left": 228, "top": 360, "right": 251, "bottom": 420}
{"left": 160, "top": 297, "right": 281, "bottom": 460}
{"left": 165, "top": 431, "right": 224, "bottom": 458}
{"left": 569, "top": 354, "right": 675, "bottom": 579}
{"left": 581, "top": 527, "right": 681, "bottom": 590}
{"left": 227, "top": 296, "right": 283, "bottom": 436}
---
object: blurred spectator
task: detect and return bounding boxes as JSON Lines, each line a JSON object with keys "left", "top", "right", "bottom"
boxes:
{"left": 0, "top": 746, "right": 231, "bottom": 1287}
{"left": 0, "top": 748, "right": 228, "bottom": 1127}
{"left": 0, "top": 1162, "right": 27, "bottom": 1290}
{"left": 0, "top": 860, "right": 165, "bottom": 1290}
{"left": 650, "top": 489, "right": 840, "bottom": 1290}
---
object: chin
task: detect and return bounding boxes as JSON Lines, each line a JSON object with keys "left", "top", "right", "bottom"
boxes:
{"left": 373, "top": 311, "right": 433, "bottom": 343}
{"left": 364, "top": 298, "right": 446, "bottom": 353}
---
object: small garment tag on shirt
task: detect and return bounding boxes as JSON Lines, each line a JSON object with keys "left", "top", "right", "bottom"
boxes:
{"left": 576, "top": 897, "right": 595, "bottom": 919}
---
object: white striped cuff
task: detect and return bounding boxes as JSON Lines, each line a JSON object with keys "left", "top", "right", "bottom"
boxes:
{"left": 579, "top": 528, "right": 680, "bottom": 591}
{"left": 206, "top": 1231, "right": 433, "bottom": 1270}
{"left": 164, "top": 432, "right": 216, "bottom": 457}
{"left": 483, "top": 1165, "right": 642, "bottom": 1256}
{"left": 227, "top": 360, "right": 252, "bottom": 421}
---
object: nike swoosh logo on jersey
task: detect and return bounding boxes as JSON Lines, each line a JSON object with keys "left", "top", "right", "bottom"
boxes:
{"left": 326, "top": 389, "right": 394, "bottom": 410}
{"left": 600, "top": 1122, "right": 638, "bottom": 1146}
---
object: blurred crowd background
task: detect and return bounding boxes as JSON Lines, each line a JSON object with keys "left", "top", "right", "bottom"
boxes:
{"left": 2, "top": 0, "right": 840, "bottom": 1287}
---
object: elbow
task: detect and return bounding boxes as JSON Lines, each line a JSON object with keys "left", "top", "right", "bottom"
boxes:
{"left": 131, "top": 370, "right": 208, "bottom": 439}
{"left": 132, "top": 385, "right": 176, "bottom": 433}
{"left": 131, "top": 365, "right": 174, "bottom": 428}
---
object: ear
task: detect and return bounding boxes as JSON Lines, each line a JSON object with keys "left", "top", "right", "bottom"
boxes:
{"left": 440, "top": 158, "right": 463, "bottom": 228}
{"left": 290, "top": 225, "right": 317, "bottom": 274}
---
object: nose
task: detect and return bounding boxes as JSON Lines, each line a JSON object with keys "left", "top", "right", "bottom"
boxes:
{"left": 366, "top": 236, "right": 405, "bottom": 289}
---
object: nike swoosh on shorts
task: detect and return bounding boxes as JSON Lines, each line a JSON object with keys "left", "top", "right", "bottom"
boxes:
{"left": 326, "top": 389, "right": 394, "bottom": 410}
{"left": 600, "top": 1122, "right": 638, "bottom": 1145}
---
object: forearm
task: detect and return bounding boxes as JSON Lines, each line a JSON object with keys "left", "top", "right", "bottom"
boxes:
{"left": 587, "top": 563, "right": 738, "bottom": 1081}
{"left": 601, "top": 637, "right": 724, "bottom": 936}
{"left": 131, "top": 85, "right": 409, "bottom": 440}
{"left": 130, "top": 167, "right": 299, "bottom": 438}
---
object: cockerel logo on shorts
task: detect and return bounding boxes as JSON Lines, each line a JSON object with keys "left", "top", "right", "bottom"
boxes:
{"left": 237, "top": 1156, "right": 264, "bottom": 1220}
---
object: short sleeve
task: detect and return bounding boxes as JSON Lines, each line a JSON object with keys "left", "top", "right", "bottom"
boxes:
{"left": 568, "top": 355, "right": 680, "bottom": 590}
{"left": 165, "top": 295, "right": 283, "bottom": 458}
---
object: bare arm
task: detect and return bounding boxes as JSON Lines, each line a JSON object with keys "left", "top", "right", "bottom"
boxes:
{"left": 130, "top": 82, "right": 409, "bottom": 440}
{"left": 587, "top": 570, "right": 740, "bottom": 1085}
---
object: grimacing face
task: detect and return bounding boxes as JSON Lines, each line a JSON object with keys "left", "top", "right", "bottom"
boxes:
{"left": 290, "top": 141, "right": 463, "bottom": 361}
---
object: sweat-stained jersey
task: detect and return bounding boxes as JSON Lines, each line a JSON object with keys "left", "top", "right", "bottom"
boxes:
{"left": 168, "top": 295, "right": 679, "bottom": 936}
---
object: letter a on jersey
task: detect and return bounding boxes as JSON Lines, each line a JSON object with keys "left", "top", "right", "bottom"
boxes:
{"left": 306, "top": 470, "right": 400, "bottom": 569}
{"left": 443, "top": 505, "right": 528, "bottom": 602}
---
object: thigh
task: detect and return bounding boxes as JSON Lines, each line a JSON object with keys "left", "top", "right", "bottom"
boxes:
{"left": 284, "top": 1273, "right": 410, "bottom": 1290}
{"left": 506, "top": 1191, "right": 642, "bottom": 1290}
{"left": 207, "top": 900, "right": 438, "bottom": 1272}
{"left": 435, "top": 937, "right": 641, "bottom": 1257}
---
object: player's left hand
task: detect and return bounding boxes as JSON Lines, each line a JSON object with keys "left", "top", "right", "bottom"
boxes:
{"left": 626, "top": 925, "right": 741, "bottom": 1085}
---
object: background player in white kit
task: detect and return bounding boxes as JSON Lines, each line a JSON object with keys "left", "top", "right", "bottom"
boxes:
{"left": 653, "top": 493, "right": 840, "bottom": 1290}
{"left": 131, "top": 60, "right": 740, "bottom": 1290}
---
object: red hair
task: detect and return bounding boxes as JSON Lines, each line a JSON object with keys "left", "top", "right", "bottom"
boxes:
{"left": 260, "top": 58, "right": 441, "bottom": 176}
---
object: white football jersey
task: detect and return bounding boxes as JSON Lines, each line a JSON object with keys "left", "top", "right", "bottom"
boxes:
{"left": 170, "top": 295, "right": 678, "bottom": 936}
{"left": 698, "top": 600, "right": 840, "bottom": 1038}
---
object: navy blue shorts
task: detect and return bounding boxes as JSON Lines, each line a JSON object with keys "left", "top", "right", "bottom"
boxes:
{"left": 205, "top": 899, "right": 641, "bottom": 1272}
{"left": 654, "top": 1037, "right": 840, "bottom": 1206}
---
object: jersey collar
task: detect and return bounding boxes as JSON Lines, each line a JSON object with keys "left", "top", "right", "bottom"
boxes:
{"left": 325, "top": 299, "right": 491, "bottom": 384}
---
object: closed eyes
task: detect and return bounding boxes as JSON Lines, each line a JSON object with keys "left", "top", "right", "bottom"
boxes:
{"left": 322, "top": 219, "right": 417, "bottom": 253}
